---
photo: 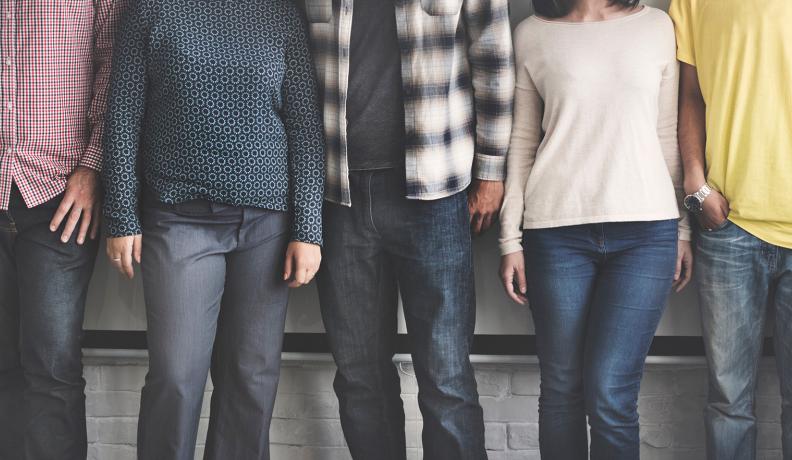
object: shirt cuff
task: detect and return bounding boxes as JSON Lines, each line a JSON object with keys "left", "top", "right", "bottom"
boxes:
{"left": 472, "top": 153, "right": 506, "bottom": 182}
{"left": 103, "top": 215, "right": 142, "bottom": 238}
{"left": 79, "top": 145, "right": 104, "bottom": 172}
{"left": 499, "top": 239, "right": 523, "bottom": 256}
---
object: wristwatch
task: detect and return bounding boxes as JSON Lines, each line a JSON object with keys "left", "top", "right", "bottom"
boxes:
{"left": 683, "top": 184, "right": 713, "bottom": 213}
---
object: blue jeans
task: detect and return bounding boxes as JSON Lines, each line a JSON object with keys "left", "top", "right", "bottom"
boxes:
{"left": 0, "top": 186, "right": 98, "bottom": 460}
{"left": 522, "top": 220, "right": 678, "bottom": 460}
{"left": 697, "top": 220, "right": 792, "bottom": 460}
{"left": 316, "top": 169, "right": 485, "bottom": 460}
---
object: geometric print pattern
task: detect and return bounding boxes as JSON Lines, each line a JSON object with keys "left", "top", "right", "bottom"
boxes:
{"left": 102, "top": 0, "right": 325, "bottom": 244}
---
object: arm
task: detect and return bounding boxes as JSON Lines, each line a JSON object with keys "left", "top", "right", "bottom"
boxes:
{"left": 679, "top": 63, "right": 729, "bottom": 230}
{"left": 281, "top": 7, "right": 326, "bottom": 287}
{"left": 658, "top": 59, "right": 692, "bottom": 242}
{"left": 498, "top": 28, "right": 542, "bottom": 304}
{"left": 48, "top": 0, "right": 125, "bottom": 245}
{"left": 82, "top": 0, "right": 125, "bottom": 172}
{"left": 463, "top": 0, "right": 515, "bottom": 232}
{"left": 102, "top": 0, "right": 153, "bottom": 278}
{"left": 659, "top": 56, "right": 694, "bottom": 291}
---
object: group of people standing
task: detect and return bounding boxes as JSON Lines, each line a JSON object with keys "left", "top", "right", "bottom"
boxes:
{"left": 0, "top": 0, "right": 789, "bottom": 460}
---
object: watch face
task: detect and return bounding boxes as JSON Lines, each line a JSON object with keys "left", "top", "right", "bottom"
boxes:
{"left": 684, "top": 195, "right": 702, "bottom": 212}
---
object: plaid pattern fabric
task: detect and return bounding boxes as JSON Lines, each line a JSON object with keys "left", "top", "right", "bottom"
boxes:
{"left": 305, "top": 0, "right": 514, "bottom": 206}
{"left": 0, "top": 0, "right": 123, "bottom": 210}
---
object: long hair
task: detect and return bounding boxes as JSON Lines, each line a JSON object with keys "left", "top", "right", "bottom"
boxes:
{"left": 532, "top": 0, "right": 641, "bottom": 18}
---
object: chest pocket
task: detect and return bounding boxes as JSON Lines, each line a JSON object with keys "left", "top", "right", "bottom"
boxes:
{"left": 421, "top": 0, "right": 463, "bottom": 16}
{"left": 304, "top": 0, "right": 333, "bottom": 23}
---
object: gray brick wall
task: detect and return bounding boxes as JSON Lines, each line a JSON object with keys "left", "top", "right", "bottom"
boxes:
{"left": 83, "top": 356, "right": 783, "bottom": 460}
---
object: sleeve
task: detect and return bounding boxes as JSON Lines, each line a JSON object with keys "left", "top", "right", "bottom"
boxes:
{"left": 463, "top": 0, "right": 515, "bottom": 182}
{"left": 101, "top": 0, "right": 152, "bottom": 237}
{"left": 80, "top": 0, "right": 125, "bottom": 171}
{"left": 657, "top": 52, "right": 692, "bottom": 241}
{"left": 498, "top": 26, "right": 543, "bottom": 256}
{"left": 282, "top": 7, "right": 326, "bottom": 245}
{"left": 668, "top": 0, "right": 696, "bottom": 66}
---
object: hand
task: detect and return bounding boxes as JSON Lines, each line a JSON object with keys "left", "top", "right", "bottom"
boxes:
{"left": 50, "top": 166, "right": 101, "bottom": 244}
{"left": 468, "top": 179, "right": 504, "bottom": 236}
{"left": 673, "top": 240, "right": 694, "bottom": 292}
{"left": 283, "top": 241, "right": 321, "bottom": 288}
{"left": 500, "top": 251, "right": 527, "bottom": 305}
{"left": 699, "top": 189, "right": 730, "bottom": 231}
{"left": 106, "top": 235, "right": 142, "bottom": 279}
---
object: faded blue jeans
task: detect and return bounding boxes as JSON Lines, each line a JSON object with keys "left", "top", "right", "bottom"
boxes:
{"left": 697, "top": 220, "right": 792, "bottom": 460}
{"left": 522, "top": 220, "right": 678, "bottom": 460}
{"left": 316, "top": 169, "right": 485, "bottom": 460}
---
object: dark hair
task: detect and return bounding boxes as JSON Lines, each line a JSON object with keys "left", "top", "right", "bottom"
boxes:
{"left": 532, "top": 0, "right": 641, "bottom": 19}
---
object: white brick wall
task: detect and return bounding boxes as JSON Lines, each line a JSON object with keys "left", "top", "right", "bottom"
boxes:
{"left": 83, "top": 355, "right": 783, "bottom": 460}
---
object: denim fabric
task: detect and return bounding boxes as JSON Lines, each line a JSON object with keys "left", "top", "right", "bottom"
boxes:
{"left": 697, "top": 220, "right": 792, "bottom": 460}
{"left": 522, "top": 220, "right": 678, "bottom": 460}
{"left": 0, "top": 186, "right": 98, "bottom": 460}
{"left": 316, "top": 169, "right": 485, "bottom": 460}
{"left": 137, "top": 199, "right": 290, "bottom": 460}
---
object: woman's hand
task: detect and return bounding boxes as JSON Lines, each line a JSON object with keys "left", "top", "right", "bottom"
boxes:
{"left": 106, "top": 235, "right": 143, "bottom": 279}
{"left": 283, "top": 242, "right": 321, "bottom": 288}
{"left": 500, "top": 251, "right": 528, "bottom": 305}
{"left": 673, "top": 239, "right": 694, "bottom": 292}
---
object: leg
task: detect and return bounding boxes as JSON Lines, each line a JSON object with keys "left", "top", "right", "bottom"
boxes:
{"left": 316, "top": 177, "right": 405, "bottom": 460}
{"left": 137, "top": 202, "right": 230, "bottom": 460}
{"left": 382, "top": 184, "right": 483, "bottom": 460}
{"left": 0, "top": 209, "right": 23, "bottom": 459}
{"left": 583, "top": 220, "right": 677, "bottom": 460}
{"left": 697, "top": 221, "right": 770, "bottom": 460}
{"left": 521, "top": 225, "right": 599, "bottom": 460}
{"left": 14, "top": 193, "right": 98, "bottom": 460}
{"left": 773, "top": 246, "right": 792, "bottom": 458}
{"left": 204, "top": 208, "right": 291, "bottom": 460}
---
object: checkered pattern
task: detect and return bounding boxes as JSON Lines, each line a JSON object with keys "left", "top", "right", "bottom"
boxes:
{"left": 0, "top": 0, "right": 123, "bottom": 210}
{"left": 305, "top": 0, "right": 514, "bottom": 206}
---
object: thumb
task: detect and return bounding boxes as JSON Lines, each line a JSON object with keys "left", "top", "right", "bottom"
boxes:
{"left": 283, "top": 250, "right": 293, "bottom": 281}
{"left": 516, "top": 264, "right": 527, "bottom": 294}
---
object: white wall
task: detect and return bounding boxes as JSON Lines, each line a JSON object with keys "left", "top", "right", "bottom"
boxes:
{"left": 82, "top": 0, "right": 701, "bottom": 337}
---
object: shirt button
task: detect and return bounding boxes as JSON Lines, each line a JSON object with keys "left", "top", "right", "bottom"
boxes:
{"left": 4, "top": 58, "right": 11, "bottom": 66}
{"left": 5, "top": 13, "right": 11, "bottom": 20}
{"left": 5, "top": 102, "right": 11, "bottom": 110}
{"left": 6, "top": 147, "right": 11, "bottom": 154}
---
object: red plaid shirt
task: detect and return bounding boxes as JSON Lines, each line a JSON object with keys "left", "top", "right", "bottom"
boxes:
{"left": 0, "top": 0, "right": 123, "bottom": 210}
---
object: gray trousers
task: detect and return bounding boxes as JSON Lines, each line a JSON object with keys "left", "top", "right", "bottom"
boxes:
{"left": 137, "top": 199, "right": 290, "bottom": 460}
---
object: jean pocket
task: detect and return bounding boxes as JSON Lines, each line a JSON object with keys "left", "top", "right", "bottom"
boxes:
{"left": 705, "top": 219, "right": 732, "bottom": 233}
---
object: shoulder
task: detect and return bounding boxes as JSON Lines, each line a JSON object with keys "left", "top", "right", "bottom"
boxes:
{"left": 513, "top": 16, "right": 542, "bottom": 49}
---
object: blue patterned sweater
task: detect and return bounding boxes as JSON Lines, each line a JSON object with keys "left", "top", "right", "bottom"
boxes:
{"left": 102, "top": 0, "right": 325, "bottom": 244}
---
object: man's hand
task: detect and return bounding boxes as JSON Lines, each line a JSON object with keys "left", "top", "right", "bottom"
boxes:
{"left": 468, "top": 179, "right": 504, "bottom": 236}
{"left": 107, "top": 235, "right": 142, "bottom": 279}
{"left": 673, "top": 240, "right": 694, "bottom": 292}
{"left": 699, "top": 189, "right": 730, "bottom": 231}
{"left": 50, "top": 166, "right": 101, "bottom": 244}
{"left": 283, "top": 242, "right": 321, "bottom": 288}
{"left": 500, "top": 251, "right": 527, "bottom": 305}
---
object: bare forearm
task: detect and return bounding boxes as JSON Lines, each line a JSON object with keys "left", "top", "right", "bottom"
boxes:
{"left": 678, "top": 63, "right": 707, "bottom": 193}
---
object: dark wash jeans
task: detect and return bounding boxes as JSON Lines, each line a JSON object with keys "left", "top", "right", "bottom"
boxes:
{"left": 696, "top": 220, "right": 792, "bottom": 460}
{"left": 137, "top": 199, "right": 291, "bottom": 460}
{"left": 522, "top": 220, "right": 678, "bottom": 460}
{"left": 316, "top": 169, "right": 485, "bottom": 460}
{"left": 0, "top": 186, "right": 98, "bottom": 460}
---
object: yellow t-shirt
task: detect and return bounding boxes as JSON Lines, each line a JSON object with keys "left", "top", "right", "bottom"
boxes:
{"left": 669, "top": 0, "right": 792, "bottom": 248}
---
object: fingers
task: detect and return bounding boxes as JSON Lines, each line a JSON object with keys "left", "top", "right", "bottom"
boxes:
{"left": 479, "top": 213, "right": 495, "bottom": 234}
{"left": 133, "top": 235, "right": 143, "bottom": 264}
{"left": 674, "top": 253, "right": 683, "bottom": 282}
{"left": 49, "top": 196, "right": 74, "bottom": 234}
{"left": 60, "top": 206, "right": 83, "bottom": 243}
{"left": 76, "top": 206, "right": 92, "bottom": 245}
{"left": 90, "top": 207, "right": 101, "bottom": 240}
{"left": 675, "top": 254, "right": 694, "bottom": 292}
{"left": 515, "top": 265, "right": 527, "bottom": 296}
{"left": 501, "top": 264, "right": 527, "bottom": 305}
{"left": 471, "top": 213, "right": 484, "bottom": 235}
{"left": 283, "top": 249, "right": 294, "bottom": 281}
{"left": 121, "top": 244, "right": 135, "bottom": 279}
